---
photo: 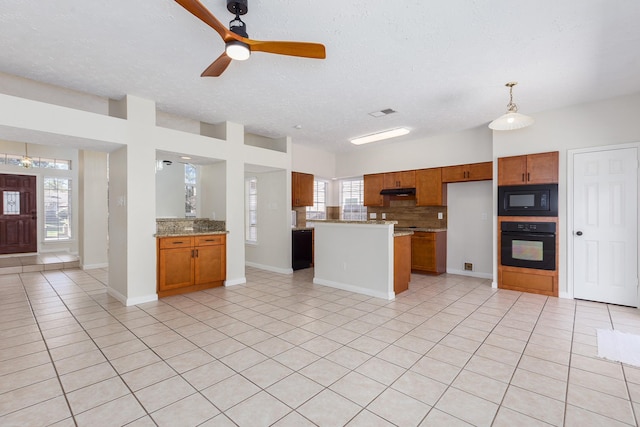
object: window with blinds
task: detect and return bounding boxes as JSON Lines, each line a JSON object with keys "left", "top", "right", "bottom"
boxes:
{"left": 246, "top": 177, "right": 258, "bottom": 243}
{"left": 340, "top": 178, "right": 367, "bottom": 220}
{"left": 306, "top": 179, "right": 327, "bottom": 220}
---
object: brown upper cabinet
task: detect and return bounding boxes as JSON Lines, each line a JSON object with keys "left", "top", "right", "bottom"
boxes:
{"left": 498, "top": 151, "right": 559, "bottom": 185}
{"left": 363, "top": 173, "right": 385, "bottom": 207}
{"left": 442, "top": 162, "right": 493, "bottom": 183}
{"left": 416, "top": 168, "right": 446, "bottom": 206}
{"left": 383, "top": 170, "right": 416, "bottom": 189}
{"left": 292, "top": 171, "right": 314, "bottom": 206}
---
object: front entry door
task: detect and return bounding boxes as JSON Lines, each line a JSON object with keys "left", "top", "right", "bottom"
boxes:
{"left": 0, "top": 174, "right": 37, "bottom": 254}
{"left": 573, "top": 147, "right": 638, "bottom": 306}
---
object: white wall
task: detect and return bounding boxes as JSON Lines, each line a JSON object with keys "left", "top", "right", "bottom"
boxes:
{"left": 244, "top": 169, "right": 291, "bottom": 273}
{"left": 200, "top": 162, "right": 226, "bottom": 221}
{"left": 155, "top": 160, "right": 185, "bottom": 218}
{"left": 313, "top": 222, "right": 394, "bottom": 300}
{"left": 78, "top": 150, "right": 108, "bottom": 269}
{"left": 493, "top": 91, "right": 640, "bottom": 296}
{"left": 446, "top": 181, "right": 493, "bottom": 278}
{"left": 107, "top": 146, "right": 128, "bottom": 300}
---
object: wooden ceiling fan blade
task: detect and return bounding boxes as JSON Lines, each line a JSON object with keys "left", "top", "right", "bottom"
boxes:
{"left": 247, "top": 40, "right": 326, "bottom": 59}
{"left": 174, "top": 0, "right": 232, "bottom": 41}
{"left": 201, "top": 53, "right": 233, "bottom": 77}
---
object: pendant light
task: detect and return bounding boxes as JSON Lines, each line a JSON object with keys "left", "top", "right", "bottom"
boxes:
{"left": 21, "top": 143, "right": 33, "bottom": 169}
{"left": 489, "top": 82, "right": 534, "bottom": 130}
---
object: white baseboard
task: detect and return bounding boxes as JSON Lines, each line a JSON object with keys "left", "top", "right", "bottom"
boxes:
{"left": 313, "top": 277, "right": 395, "bottom": 300}
{"left": 107, "top": 287, "right": 157, "bottom": 307}
{"left": 224, "top": 277, "right": 247, "bottom": 287}
{"left": 245, "top": 262, "right": 293, "bottom": 275}
{"left": 559, "top": 291, "right": 572, "bottom": 299}
{"left": 446, "top": 268, "right": 494, "bottom": 280}
{"left": 491, "top": 281, "right": 498, "bottom": 289}
{"left": 81, "top": 263, "right": 108, "bottom": 270}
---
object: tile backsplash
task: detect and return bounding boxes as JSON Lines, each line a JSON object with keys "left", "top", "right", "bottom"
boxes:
{"left": 367, "top": 199, "right": 447, "bottom": 228}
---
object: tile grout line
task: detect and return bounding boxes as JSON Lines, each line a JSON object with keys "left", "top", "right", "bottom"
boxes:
{"left": 16, "top": 272, "right": 78, "bottom": 426}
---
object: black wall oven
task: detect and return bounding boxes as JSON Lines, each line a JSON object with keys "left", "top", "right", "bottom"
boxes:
{"left": 500, "top": 221, "right": 556, "bottom": 271}
{"left": 498, "top": 184, "right": 558, "bottom": 216}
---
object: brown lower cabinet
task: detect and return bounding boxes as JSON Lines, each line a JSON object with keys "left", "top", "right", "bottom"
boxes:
{"left": 394, "top": 234, "right": 411, "bottom": 294}
{"left": 157, "top": 234, "right": 226, "bottom": 297}
{"left": 411, "top": 231, "right": 446, "bottom": 274}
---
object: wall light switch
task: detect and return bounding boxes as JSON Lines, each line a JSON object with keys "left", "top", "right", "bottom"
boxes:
{"left": 437, "top": 212, "right": 443, "bottom": 220}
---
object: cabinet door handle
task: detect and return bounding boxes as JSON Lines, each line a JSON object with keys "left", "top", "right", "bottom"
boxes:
{"left": 527, "top": 172, "right": 530, "bottom": 181}
{"left": 173, "top": 241, "right": 184, "bottom": 244}
{"left": 522, "top": 173, "right": 525, "bottom": 182}
{"left": 195, "top": 249, "right": 199, "bottom": 257}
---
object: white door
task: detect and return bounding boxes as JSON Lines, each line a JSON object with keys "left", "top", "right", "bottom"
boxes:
{"left": 573, "top": 147, "right": 638, "bottom": 306}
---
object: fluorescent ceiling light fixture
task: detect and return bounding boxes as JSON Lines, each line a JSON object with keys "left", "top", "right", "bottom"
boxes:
{"left": 350, "top": 127, "right": 410, "bottom": 145}
{"left": 489, "top": 82, "right": 534, "bottom": 130}
{"left": 180, "top": 156, "right": 192, "bottom": 160}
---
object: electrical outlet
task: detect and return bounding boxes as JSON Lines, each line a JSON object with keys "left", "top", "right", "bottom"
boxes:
{"left": 438, "top": 212, "right": 443, "bottom": 220}
{"left": 370, "top": 212, "right": 377, "bottom": 219}
{"left": 382, "top": 213, "right": 386, "bottom": 219}
{"left": 464, "top": 262, "right": 473, "bottom": 271}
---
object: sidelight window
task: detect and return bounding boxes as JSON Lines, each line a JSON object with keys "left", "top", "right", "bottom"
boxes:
{"left": 185, "top": 163, "right": 197, "bottom": 217}
{"left": 44, "top": 177, "right": 72, "bottom": 241}
{"left": 246, "top": 177, "right": 257, "bottom": 243}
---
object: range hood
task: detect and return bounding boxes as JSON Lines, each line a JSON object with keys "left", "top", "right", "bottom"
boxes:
{"left": 380, "top": 187, "right": 416, "bottom": 196}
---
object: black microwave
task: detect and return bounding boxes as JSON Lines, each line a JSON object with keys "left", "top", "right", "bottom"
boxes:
{"left": 498, "top": 184, "right": 558, "bottom": 216}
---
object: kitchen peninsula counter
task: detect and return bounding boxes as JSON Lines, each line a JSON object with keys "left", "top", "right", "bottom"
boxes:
{"left": 307, "top": 219, "right": 409, "bottom": 299}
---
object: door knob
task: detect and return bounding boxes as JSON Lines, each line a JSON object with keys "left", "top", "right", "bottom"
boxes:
{"left": 576, "top": 231, "right": 583, "bottom": 236}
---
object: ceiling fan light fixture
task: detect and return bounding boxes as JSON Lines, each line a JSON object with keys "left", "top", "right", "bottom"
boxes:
{"left": 489, "top": 82, "right": 534, "bottom": 131}
{"left": 350, "top": 127, "right": 410, "bottom": 145}
{"left": 225, "top": 40, "right": 250, "bottom": 60}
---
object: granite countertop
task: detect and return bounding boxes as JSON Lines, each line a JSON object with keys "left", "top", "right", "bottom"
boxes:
{"left": 155, "top": 230, "right": 228, "bottom": 237}
{"left": 292, "top": 227, "right": 314, "bottom": 231}
{"left": 393, "top": 231, "right": 414, "bottom": 237}
{"left": 307, "top": 219, "right": 398, "bottom": 225}
{"left": 394, "top": 227, "right": 447, "bottom": 232}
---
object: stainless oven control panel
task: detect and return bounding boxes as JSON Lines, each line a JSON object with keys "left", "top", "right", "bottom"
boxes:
{"left": 501, "top": 221, "right": 556, "bottom": 234}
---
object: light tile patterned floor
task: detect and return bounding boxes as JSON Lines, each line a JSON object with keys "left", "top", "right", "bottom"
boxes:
{"left": 1, "top": 266, "right": 639, "bottom": 426}
{"left": 0, "top": 252, "right": 79, "bottom": 275}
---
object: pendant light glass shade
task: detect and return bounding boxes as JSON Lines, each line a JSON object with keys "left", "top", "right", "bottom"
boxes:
{"left": 21, "top": 143, "right": 33, "bottom": 168}
{"left": 489, "top": 82, "right": 534, "bottom": 130}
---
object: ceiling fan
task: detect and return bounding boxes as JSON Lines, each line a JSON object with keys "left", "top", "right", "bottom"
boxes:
{"left": 174, "top": 0, "right": 326, "bottom": 77}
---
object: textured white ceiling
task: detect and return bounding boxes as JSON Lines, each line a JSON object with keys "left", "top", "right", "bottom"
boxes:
{"left": 1, "top": 0, "right": 639, "bottom": 153}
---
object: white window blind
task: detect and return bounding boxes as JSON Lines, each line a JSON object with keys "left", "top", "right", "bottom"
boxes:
{"left": 340, "top": 178, "right": 367, "bottom": 220}
{"left": 306, "top": 179, "right": 327, "bottom": 220}
{"left": 246, "top": 177, "right": 258, "bottom": 243}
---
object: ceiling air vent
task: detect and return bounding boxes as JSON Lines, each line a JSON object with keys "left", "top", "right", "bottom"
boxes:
{"left": 369, "top": 108, "right": 397, "bottom": 118}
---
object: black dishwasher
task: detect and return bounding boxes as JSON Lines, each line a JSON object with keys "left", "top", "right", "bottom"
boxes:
{"left": 292, "top": 229, "right": 313, "bottom": 270}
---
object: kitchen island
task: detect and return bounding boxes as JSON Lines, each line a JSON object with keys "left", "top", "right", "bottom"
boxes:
{"left": 307, "top": 219, "right": 412, "bottom": 300}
